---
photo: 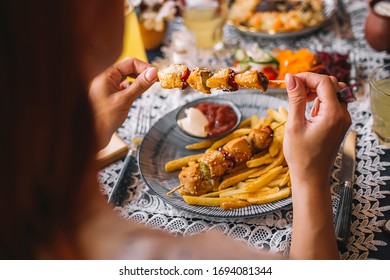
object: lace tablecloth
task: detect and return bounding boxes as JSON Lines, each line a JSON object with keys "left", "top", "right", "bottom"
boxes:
{"left": 99, "top": 0, "right": 390, "bottom": 259}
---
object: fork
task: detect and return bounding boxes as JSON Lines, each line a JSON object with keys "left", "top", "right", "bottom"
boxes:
{"left": 334, "top": 0, "right": 354, "bottom": 40}
{"left": 107, "top": 105, "right": 151, "bottom": 206}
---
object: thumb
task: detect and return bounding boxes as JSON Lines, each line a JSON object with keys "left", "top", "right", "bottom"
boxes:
{"left": 285, "top": 73, "right": 307, "bottom": 127}
{"left": 124, "top": 67, "right": 158, "bottom": 102}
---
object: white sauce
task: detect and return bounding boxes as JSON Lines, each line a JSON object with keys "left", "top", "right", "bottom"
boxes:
{"left": 177, "top": 107, "right": 208, "bottom": 137}
{"left": 374, "top": 1, "right": 390, "bottom": 17}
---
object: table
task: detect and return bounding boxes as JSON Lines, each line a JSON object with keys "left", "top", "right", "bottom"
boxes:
{"left": 99, "top": 0, "right": 390, "bottom": 259}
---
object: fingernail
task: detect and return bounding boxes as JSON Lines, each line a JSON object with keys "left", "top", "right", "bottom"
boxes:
{"left": 145, "top": 67, "right": 157, "bottom": 82}
{"left": 285, "top": 73, "right": 296, "bottom": 90}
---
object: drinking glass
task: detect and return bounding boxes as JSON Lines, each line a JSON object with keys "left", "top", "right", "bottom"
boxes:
{"left": 181, "top": 0, "right": 228, "bottom": 49}
{"left": 369, "top": 63, "right": 390, "bottom": 145}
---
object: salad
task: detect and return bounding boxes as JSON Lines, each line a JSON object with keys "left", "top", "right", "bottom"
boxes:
{"left": 232, "top": 45, "right": 351, "bottom": 88}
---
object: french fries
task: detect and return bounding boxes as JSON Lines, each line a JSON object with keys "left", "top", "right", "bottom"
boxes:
{"left": 218, "top": 167, "right": 263, "bottom": 190}
{"left": 165, "top": 153, "right": 204, "bottom": 172}
{"left": 182, "top": 195, "right": 232, "bottom": 207}
{"left": 207, "top": 128, "right": 252, "bottom": 151}
{"left": 185, "top": 139, "right": 214, "bottom": 150}
{"left": 165, "top": 106, "right": 291, "bottom": 210}
{"left": 220, "top": 199, "right": 252, "bottom": 210}
{"left": 237, "top": 116, "right": 252, "bottom": 129}
{"left": 247, "top": 187, "right": 291, "bottom": 204}
{"left": 246, "top": 153, "right": 273, "bottom": 168}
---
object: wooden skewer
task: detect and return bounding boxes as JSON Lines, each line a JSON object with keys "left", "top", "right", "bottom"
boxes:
{"left": 269, "top": 80, "right": 285, "bottom": 84}
{"left": 166, "top": 184, "right": 183, "bottom": 196}
{"left": 273, "top": 121, "right": 286, "bottom": 130}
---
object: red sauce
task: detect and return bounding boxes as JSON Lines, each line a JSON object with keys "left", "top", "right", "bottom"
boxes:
{"left": 195, "top": 102, "right": 238, "bottom": 137}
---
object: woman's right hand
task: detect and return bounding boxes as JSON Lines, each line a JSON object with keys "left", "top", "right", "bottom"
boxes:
{"left": 283, "top": 72, "right": 351, "bottom": 185}
{"left": 89, "top": 57, "right": 157, "bottom": 150}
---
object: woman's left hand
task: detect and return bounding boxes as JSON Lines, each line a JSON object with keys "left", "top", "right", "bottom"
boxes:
{"left": 89, "top": 57, "right": 157, "bottom": 150}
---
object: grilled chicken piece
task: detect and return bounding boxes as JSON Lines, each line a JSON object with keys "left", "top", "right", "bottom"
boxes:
{"left": 248, "top": 126, "right": 274, "bottom": 151}
{"left": 206, "top": 68, "right": 238, "bottom": 91}
{"left": 158, "top": 64, "right": 190, "bottom": 89}
{"left": 178, "top": 161, "right": 213, "bottom": 196}
{"left": 198, "top": 149, "right": 229, "bottom": 179}
{"left": 234, "top": 69, "right": 269, "bottom": 92}
{"left": 186, "top": 67, "right": 213, "bottom": 94}
{"left": 221, "top": 136, "right": 253, "bottom": 166}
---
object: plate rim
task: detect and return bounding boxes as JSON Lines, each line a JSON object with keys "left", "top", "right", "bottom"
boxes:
{"left": 138, "top": 92, "right": 292, "bottom": 218}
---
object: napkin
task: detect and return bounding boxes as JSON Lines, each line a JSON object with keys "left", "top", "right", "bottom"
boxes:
{"left": 96, "top": 133, "right": 129, "bottom": 168}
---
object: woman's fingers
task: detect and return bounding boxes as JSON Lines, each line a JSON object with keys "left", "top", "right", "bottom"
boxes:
{"left": 113, "top": 58, "right": 158, "bottom": 104}
{"left": 115, "top": 57, "right": 151, "bottom": 77}
{"left": 310, "top": 97, "right": 320, "bottom": 117}
{"left": 125, "top": 67, "right": 157, "bottom": 101}
{"left": 285, "top": 73, "right": 309, "bottom": 128}
{"left": 294, "top": 73, "right": 340, "bottom": 105}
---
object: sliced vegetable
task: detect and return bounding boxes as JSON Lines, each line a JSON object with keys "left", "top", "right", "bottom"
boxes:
{"left": 313, "top": 52, "right": 351, "bottom": 85}
{"left": 262, "top": 66, "right": 278, "bottom": 80}
{"left": 246, "top": 46, "right": 279, "bottom": 65}
{"left": 275, "top": 48, "right": 317, "bottom": 79}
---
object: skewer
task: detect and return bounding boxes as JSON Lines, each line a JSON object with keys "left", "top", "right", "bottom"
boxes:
{"left": 269, "top": 80, "right": 285, "bottom": 84}
{"left": 273, "top": 121, "right": 286, "bottom": 130}
{"left": 166, "top": 184, "right": 183, "bottom": 195}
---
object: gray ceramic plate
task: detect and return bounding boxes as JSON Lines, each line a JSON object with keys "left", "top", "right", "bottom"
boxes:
{"left": 227, "top": 0, "right": 336, "bottom": 39}
{"left": 138, "top": 92, "right": 291, "bottom": 218}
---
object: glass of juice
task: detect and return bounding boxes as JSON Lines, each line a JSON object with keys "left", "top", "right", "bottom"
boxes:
{"left": 369, "top": 63, "right": 390, "bottom": 145}
{"left": 181, "top": 0, "right": 228, "bottom": 49}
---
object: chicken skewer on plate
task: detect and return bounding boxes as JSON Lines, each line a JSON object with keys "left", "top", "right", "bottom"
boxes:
{"left": 177, "top": 125, "right": 274, "bottom": 196}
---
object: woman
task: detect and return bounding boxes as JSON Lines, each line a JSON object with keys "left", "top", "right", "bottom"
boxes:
{"left": 0, "top": 0, "right": 350, "bottom": 259}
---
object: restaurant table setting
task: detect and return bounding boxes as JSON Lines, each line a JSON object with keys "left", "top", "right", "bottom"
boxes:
{"left": 99, "top": 0, "right": 390, "bottom": 259}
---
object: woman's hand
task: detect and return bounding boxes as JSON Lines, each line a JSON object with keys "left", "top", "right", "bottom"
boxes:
{"left": 284, "top": 72, "right": 351, "bottom": 260}
{"left": 283, "top": 72, "right": 351, "bottom": 184}
{"left": 89, "top": 57, "right": 157, "bottom": 150}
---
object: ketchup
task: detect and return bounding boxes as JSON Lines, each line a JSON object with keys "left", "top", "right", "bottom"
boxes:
{"left": 195, "top": 102, "right": 238, "bottom": 137}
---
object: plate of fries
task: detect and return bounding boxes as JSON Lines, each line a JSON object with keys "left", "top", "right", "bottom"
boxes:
{"left": 138, "top": 92, "right": 292, "bottom": 218}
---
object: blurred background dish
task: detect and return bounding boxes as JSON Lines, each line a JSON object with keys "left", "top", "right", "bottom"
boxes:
{"left": 227, "top": 0, "right": 336, "bottom": 39}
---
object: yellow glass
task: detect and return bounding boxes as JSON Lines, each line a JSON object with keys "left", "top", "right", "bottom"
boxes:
{"left": 182, "top": 0, "right": 228, "bottom": 49}
{"left": 119, "top": 1, "right": 148, "bottom": 62}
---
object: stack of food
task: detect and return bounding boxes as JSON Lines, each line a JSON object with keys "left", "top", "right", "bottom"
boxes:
{"left": 228, "top": 0, "right": 325, "bottom": 33}
{"left": 165, "top": 106, "right": 290, "bottom": 210}
{"left": 232, "top": 46, "right": 352, "bottom": 88}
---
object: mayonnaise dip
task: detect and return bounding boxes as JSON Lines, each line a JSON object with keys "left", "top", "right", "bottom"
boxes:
{"left": 177, "top": 107, "right": 208, "bottom": 137}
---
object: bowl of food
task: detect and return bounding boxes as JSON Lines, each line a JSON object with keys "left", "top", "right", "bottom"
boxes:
{"left": 176, "top": 98, "right": 242, "bottom": 139}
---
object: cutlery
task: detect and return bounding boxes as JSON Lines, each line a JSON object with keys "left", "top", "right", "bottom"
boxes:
{"left": 108, "top": 107, "right": 151, "bottom": 206}
{"left": 335, "top": 0, "right": 354, "bottom": 40}
{"left": 269, "top": 80, "right": 356, "bottom": 103}
{"left": 335, "top": 129, "right": 357, "bottom": 243}
{"left": 107, "top": 149, "right": 138, "bottom": 206}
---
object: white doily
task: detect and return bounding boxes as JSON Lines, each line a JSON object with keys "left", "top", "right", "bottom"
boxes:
{"left": 99, "top": 0, "right": 390, "bottom": 259}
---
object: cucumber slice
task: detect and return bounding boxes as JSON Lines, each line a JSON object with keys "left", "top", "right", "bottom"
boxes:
{"left": 234, "top": 48, "right": 248, "bottom": 62}
{"left": 247, "top": 47, "right": 279, "bottom": 65}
